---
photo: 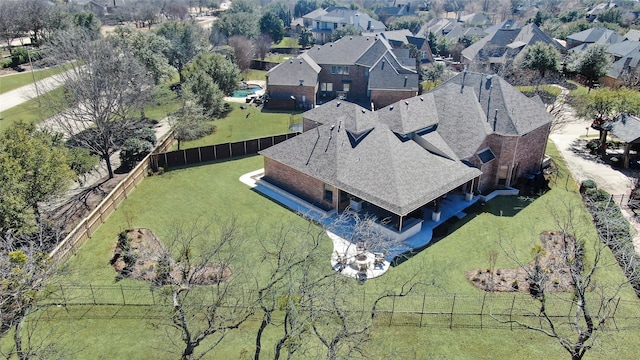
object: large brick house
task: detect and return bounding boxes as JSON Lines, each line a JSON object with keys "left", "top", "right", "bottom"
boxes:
{"left": 302, "top": 6, "right": 386, "bottom": 45}
{"left": 265, "top": 35, "right": 419, "bottom": 110}
{"left": 260, "top": 71, "right": 552, "bottom": 233}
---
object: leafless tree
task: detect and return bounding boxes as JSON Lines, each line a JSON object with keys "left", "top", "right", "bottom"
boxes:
{"left": 0, "top": 0, "right": 25, "bottom": 55}
{"left": 156, "top": 218, "right": 254, "bottom": 360}
{"left": 493, "top": 201, "right": 635, "bottom": 360}
{"left": 254, "top": 34, "right": 272, "bottom": 61}
{"left": 228, "top": 35, "right": 255, "bottom": 73}
{"left": 42, "top": 29, "right": 153, "bottom": 179}
{"left": 0, "top": 228, "right": 61, "bottom": 360}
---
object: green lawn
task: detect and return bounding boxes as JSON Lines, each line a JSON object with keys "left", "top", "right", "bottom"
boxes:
{"left": 264, "top": 54, "right": 292, "bottom": 63}
{"left": 174, "top": 102, "right": 302, "bottom": 149}
{"left": 272, "top": 36, "right": 299, "bottom": 49}
{"left": 0, "top": 87, "right": 62, "bottom": 133}
{"left": 10, "top": 140, "right": 638, "bottom": 359}
{"left": 242, "top": 69, "right": 267, "bottom": 81}
{"left": 0, "top": 67, "right": 66, "bottom": 94}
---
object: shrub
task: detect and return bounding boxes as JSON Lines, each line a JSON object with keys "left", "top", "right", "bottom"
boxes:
{"left": 579, "top": 179, "right": 597, "bottom": 194}
{"left": 119, "top": 138, "right": 153, "bottom": 171}
{"left": 134, "top": 127, "right": 157, "bottom": 146}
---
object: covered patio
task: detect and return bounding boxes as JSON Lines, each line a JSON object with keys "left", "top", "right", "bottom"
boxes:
{"left": 240, "top": 169, "right": 515, "bottom": 279}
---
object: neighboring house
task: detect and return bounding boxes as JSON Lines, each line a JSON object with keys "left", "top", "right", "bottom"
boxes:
{"left": 461, "top": 23, "right": 563, "bottom": 73}
{"left": 566, "top": 27, "right": 625, "bottom": 49}
{"left": 376, "top": 29, "right": 434, "bottom": 64}
{"left": 374, "top": 3, "right": 413, "bottom": 23}
{"left": 265, "top": 35, "right": 419, "bottom": 110}
{"left": 303, "top": 7, "right": 386, "bottom": 44}
{"left": 419, "top": 17, "right": 484, "bottom": 43}
{"left": 259, "top": 71, "right": 552, "bottom": 236}
{"left": 458, "top": 13, "right": 491, "bottom": 27}
{"left": 625, "top": 29, "right": 640, "bottom": 42}
{"left": 585, "top": 2, "right": 617, "bottom": 22}
{"left": 484, "top": 19, "right": 520, "bottom": 36}
{"left": 602, "top": 46, "right": 640, "bottom": 87}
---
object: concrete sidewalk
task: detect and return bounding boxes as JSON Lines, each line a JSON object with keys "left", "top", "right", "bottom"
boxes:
{"left": 0, "top": 73, "right": 64, "bottom": 112}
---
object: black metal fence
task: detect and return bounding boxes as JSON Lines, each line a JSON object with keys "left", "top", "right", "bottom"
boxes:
{"left": 151, "top": 133, "right": 298, "bottom": 169}
{"left": 38, "top": 285, "right": 640, "bottom": 331}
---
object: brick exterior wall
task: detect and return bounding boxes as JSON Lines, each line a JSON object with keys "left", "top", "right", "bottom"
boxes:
{"left": 370, "top": 89, "right": 419, "bottom": 109}
{"left": 263, "top": 157, "right": 335, "bottom": 211}
{"left": 465, "top": 123, "right": 551, "bottom": 193}
{"left": 266, "top": 84, "right": 317, "bottom": 110}
{"left": 317, "top": 65, "right": 368, "bottom": 101}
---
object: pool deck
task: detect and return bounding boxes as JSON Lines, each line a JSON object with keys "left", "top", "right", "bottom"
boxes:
{"left": 240, "top": 169, "right": 518, "bottom": 279}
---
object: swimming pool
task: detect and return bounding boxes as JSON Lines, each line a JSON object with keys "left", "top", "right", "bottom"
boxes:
{"left": 232, "top": 86, "right": 263, "bottom": 98}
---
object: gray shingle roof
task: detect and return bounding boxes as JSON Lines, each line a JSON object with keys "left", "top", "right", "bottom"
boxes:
{"left": 567, "top": 27, "right": 625, "bottom": 45}
{"left": 605, "top": 114, "right": 640, "bottom": 143}
{"left": 266, "top": 53, "right": 321, "bottom": 87}
{"left": 307, "top": 36, "right": 380, "bottom": 65}
{"left": 607, "top": 41, "right": 640, "bottom": 58}
{"left": 368, "top": 53, "right": 419, "bottom": 90}
{"left": 260, "top": 112, "right": 481, "bottom": 216}
{"left": 261, "top": 72, "right": 550, "bottom": 216}
{"left": 462, "top": 24, "right": 562, "bottom": 62}
{"left": 625, "top": 29, "right": 640, "bottom": 42}
{"left": 437, "top": 71, "right": 553, "bottom": 137}
{"left": 607, "top": 49, "right": 640, "bottom": 79}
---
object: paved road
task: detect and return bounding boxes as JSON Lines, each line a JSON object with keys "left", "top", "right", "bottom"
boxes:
{"left": 0, "top": 73, "right": 64, "bottom": 112}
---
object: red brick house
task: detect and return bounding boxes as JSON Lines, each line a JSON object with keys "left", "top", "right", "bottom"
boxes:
{"left": 265, "top": 35, "right": 419, "bottom": 111}
{"left": 260, "top": 71, "right": 552, "bottom": 234}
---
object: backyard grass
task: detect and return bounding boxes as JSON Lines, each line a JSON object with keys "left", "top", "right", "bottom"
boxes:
{"left": 173, "top": 102, "right": 303, "bottom": 149}
{"left": 10, "top": 140, "right": 639, "bottom": 359}
{"left": 242, "top": 69, "right": 267, "bottom": 81}
{"left": 264, "top": 54, "right": 293, "bottom": 63}
{"left": 0, "top": 66, "right": 66, "bottom": 94}
{"left": 272, "top": 36, "right": 299, "bottom": 48}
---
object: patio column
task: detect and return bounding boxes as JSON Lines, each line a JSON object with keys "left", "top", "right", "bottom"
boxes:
{"left": 432, "top": 197, "right": 442, "bottom": 222}
{"left": 623, "top": 143, "right": 631, "bottom": 169}
{"left": 465, "top": 179, "right": 474, "bottom": 201}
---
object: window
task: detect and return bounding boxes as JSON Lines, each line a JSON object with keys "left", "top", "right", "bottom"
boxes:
{"left": 421, "top": 51, "right": 428, "bottom": 59}
{"left": 321, "top": 83, "right": 333, "bottom": 92}
{"left": 324, "top": 184, "right": 333, "bottom": 201}
{"left": 477, "top": 148, "right": 496, "bottom": 164}
{"left": 343, "top": 83, "right": 350, "bottom": 92}
{"left": 331, "top": 66, "right": 349, "bottom": 75}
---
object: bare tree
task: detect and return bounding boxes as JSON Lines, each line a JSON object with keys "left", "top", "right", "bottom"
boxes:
{"left": 0, "top": 228, "right": 61, "bottom": 360}
{"left": 43, "top": 30, "right": 153, "bottom": 179}
{"left": 156, "top": 218, "right": 254, "bottom": 360}
{"left": 254, "top": 34, "right": 272, "bottom": 61}
{"left": 493, "top": 201, "right": 634, "bottom": 360}
{"left": 228, "top": 35, "right": 255, "bottom": 73}
{"left": 0, "top": 0, "right": 25, "bottom": 55}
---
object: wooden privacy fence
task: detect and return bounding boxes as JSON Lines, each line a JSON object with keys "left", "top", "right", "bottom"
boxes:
{"left": 151, "top": 133, "right": 298, "bottom": 169}
{"left": 38, "top": 285, "right": 640, "bottom": 331}
{"left": 48, "top": 132, "right": 176, "bottom": 266}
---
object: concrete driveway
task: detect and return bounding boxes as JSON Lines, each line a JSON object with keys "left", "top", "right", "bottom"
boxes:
{"left": 549, "top": 87, "right": 640, "bottom": 253}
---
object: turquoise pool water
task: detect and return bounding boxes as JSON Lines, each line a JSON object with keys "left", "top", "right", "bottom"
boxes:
{"left": 232, "top": 86, "right": 263, "bottom": 98}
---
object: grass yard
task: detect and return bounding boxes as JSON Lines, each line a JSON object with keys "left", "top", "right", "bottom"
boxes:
{"left": 272, "top": 36, "right": 299, "bottom": 49}
{"left": 0, "top": 66, "right": 66, "bottom": 94}
{"left": 10, "top": 139, "right": 638, "bottom": 359}
{"left": 242, "top": 69, "right": 267, "bottom": 81}
{"left": 0, "top": 87, "right": 62, "bottom": 133}
{"left": 174, "top": 102, "right": 303, "bottom": 149}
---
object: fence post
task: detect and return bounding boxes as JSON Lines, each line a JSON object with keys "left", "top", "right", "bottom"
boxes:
{"left": 612, "top": 297, "right": 621, "bottom": 331}
{"left": 450, "top": 294, "right": 456, "bottom": 329}
{"left": 509, "top": 295, "right": 516, "bottom": 331}
{"left": 120, "top": 284, "right": 126, "bottom": 305}
{"left": 90, "top": 284, "right": 96, "bottom": 305}
{"left": 419, "top": 293, "right": 426, "bottom": 328}
{"left": 480, "top": 293, "right": 486, "bottom": 330}
{"left": 59, "top": 284, "right": 66, "bottom": 306}
{"left": 389, "top": 296, "right": 396, "bottom": 327}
